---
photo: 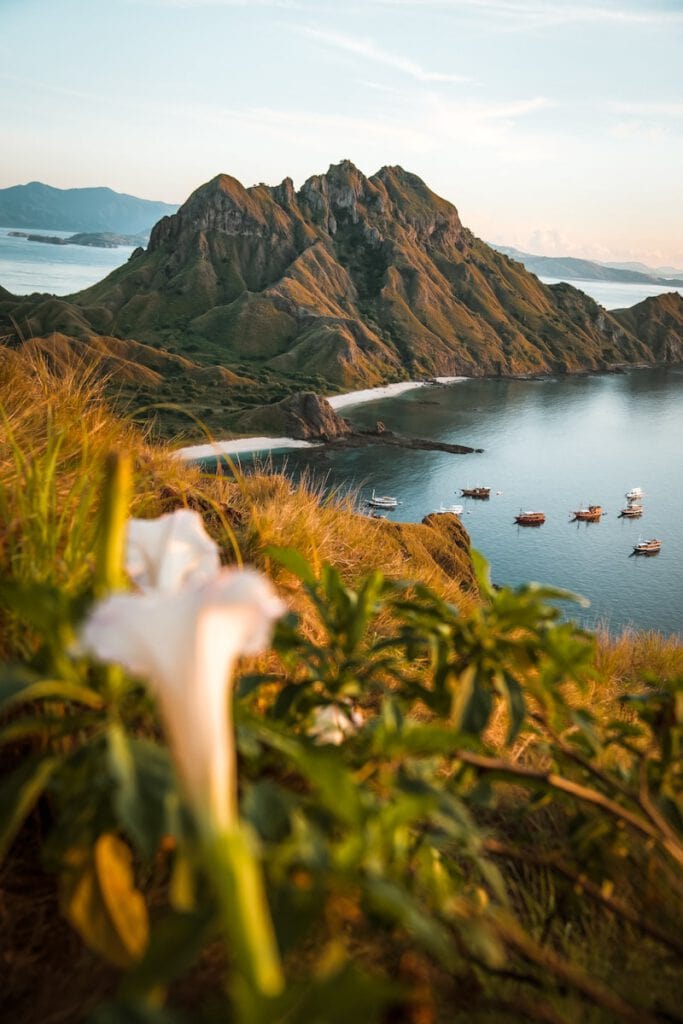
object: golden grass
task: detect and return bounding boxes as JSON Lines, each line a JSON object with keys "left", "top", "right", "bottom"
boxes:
{"left": 0, "top": 346, "right": 477, "bottom": 659}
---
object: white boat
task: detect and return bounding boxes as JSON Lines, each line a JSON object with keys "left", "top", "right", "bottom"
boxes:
{"left": 367, "top": 489, "right": 399, "bottom": 509}
{"left": 625, "top": 487, "right": 644, "bottom": 501}
{"left": 432, "top": 504, "right": 464, "bottom": 515}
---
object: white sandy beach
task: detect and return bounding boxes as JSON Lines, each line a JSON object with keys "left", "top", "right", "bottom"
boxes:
{"left": 176, "top": 377, "right": 469, "bottom": 460}
{"left": 328, "top": 377, "right": 467, "bottom": 410}
{"left": 175, "top": 437, "right": 320, "bottom": 461}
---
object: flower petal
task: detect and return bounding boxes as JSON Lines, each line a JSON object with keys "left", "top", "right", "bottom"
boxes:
{"left": 127, "top": 509, "right": 220, "bottom": 593}
{"left": 80, "top": 566, "right": 285, "bottom": 829}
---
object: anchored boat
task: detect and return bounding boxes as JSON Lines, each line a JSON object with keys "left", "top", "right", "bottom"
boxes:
{"left": 625, "top": 487, "right": 644, "bottom": 502}
{"left": 571, "top": 504, "right": 602, "bottom": 522}
{"left": 367, "top": 489, "right": 399, "bottom": 510}
{"left": 633, "top": 538, "right": 661, "bottom": 556}
{"left": 619, "top": 504, "right": 643, "bottom": 518}
{"left": 460, "top": 486, "right": 491, "bottom": 499}
{"left": 515, "top": 511, "right": 546, "bottom": 526}
{"left": 432, "top": 504, "right": 464, "bottom": 515}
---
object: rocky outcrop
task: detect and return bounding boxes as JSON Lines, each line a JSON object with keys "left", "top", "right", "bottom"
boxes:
{"left": 234, "top": 392, "right": 351, "bottom": 440}
{"left": 612, "top": 293, "right": 683, "bottom": 363}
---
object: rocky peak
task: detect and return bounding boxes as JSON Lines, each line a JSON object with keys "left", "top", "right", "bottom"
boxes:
{"left": 148, "top": 173, "right": 280, "bottom": 252}
{"left": 272, "top": 176, "right": 296, "bottom": 207}
{"left": 372, "top": 165, "right": 463, "bottom": 250}
{"left": 298, "top": 159, "right": 383, "bottom": 235}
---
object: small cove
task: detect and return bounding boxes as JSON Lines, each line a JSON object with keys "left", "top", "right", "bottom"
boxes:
{"left": 219, "top": 369, "right": 683, "bottom": 637}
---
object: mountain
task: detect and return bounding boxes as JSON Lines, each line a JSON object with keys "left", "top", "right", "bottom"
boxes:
{"left": 605, "top": 261, "right": 683, "bottom": 279}
{"left": 1, "top": 162, "right": 661, "bottom": 387}
{"left": 0, "top": 182, "right": 178, "bottom": 235}
{"left": 492, "top": 245, "right": 683, "bottom": 288}
{"left": 612, "top": 292, "right": 683, "bottom": 363}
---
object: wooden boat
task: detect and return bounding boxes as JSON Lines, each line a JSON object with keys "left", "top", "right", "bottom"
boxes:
{"left": 367, "top": 489, "right": 399, "bottom": 509}
{"left": 633, "top": 538, "right": 661, "bottom": 556}
{"left": 433, "top": 504, "right": 464, "bottom": 516}
{"left": 619, "top": 504, "right": 643, "bottom": 518}
{"left": 460, "top": 486, "right": 490, "bottom": 499}
{"left": 571, "top": 504, "right": 602, "bottom": 522}
{"left": 515, "top": 511, "right": 545, "bottom": 526}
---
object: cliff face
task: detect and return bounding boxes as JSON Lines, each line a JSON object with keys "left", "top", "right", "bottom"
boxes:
{"left": 0, "top": 161, "right": 676, "bottom": 389}
{"left": 612, "top": 292, "right": 683, "bottom": 364}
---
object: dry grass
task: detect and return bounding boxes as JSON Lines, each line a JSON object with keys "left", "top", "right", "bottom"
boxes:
{"left": 0, "top": 346, "right": 477, "bottom": 660}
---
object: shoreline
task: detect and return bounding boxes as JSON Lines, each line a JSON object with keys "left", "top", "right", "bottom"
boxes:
{"left": 327, "top": 376, "right": 467, "bottom": 410}
{"left": 175, "top": 436, "right": 320, "bottom": 461}
{"left": 176, "top": 377, "right": 469, "bottom": 460}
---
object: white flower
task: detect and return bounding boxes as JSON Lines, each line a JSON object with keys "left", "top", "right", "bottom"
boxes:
{"left": 81, "top": 567, "right": 285, "bottom": 831}
{"left": 309, "top": 703, "right": 364, "bottom": 746}
{"left": 126, "top": 509, "right": 220, "bottom": 593}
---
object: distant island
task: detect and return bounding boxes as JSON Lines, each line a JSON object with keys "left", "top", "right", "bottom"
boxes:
{"left": 0, "top": 181, "right": 177, "bottom": 235}
{"left": 8, "top": 230, "right": 147, "bottom": 249}
{"left": 492, "top": 244, "right": 683, "bottom": 288}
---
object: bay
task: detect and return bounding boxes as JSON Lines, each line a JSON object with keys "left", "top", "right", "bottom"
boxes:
{"left": 0, "top": 226, "right": 134, "bottom": 295}
{"left": 233, "top": 369, "right": 683, "bottom": 638}
{"left": 539, "top": 276, "right": 683, "bottom": 309}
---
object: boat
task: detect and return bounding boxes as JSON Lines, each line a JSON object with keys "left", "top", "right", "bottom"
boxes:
{"left": 460, "top": 486, "right": 491, "bottom": 499}
{"left": 432, "top": 504, "right": 464, "bottom": 515}
{"left": 515, "top": 511, "right": 546, "bottom": 526}
{"left": 366, "top": 489, "right": 399, "bottom": 509}
{"left": 571, "top": 504, "right": 602, "bottom": 522}
{"left": 633, "top": 538, "right": 661, "bottom": 556}
{"left": 625, "top": 487, "right": 644, "bottom": 501}
{"left": 619, "top": 504, "right": 643, "bottom": 518}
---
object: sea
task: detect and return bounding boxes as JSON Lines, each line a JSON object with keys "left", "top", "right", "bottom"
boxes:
{"left": 1, "top": 234, "right": 681, "bottom": 636}
{"left": 539, "top": 276, "right": 683, "bottom": 309}
{"left": 234, "top": 370, "right": 683, "bottom": 638}
{"left": 0, "top": 226, "right": 134, "bottom": 295}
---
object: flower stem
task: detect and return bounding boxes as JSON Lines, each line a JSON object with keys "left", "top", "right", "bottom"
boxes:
{"left": 203, "top": 823, "right": 284, "bottom": 1014}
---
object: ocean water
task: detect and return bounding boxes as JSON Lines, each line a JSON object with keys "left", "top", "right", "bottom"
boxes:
{"left": 539, "top": 276, "right": 683, "bottom": 309}
{"left": 0, "top": 225, "right": 134, "bottom": 295}
{"left": 231, "top": 369, "right": 683, "bottom": 637}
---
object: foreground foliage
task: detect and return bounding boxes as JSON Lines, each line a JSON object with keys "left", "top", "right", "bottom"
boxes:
{"left": 1, "top": 349, "right": 682, "bottom": 1024}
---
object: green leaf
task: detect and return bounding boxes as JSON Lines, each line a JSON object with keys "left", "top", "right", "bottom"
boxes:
{"left": 0, "top": 755, "right": 60, "bottom": 862}
{"left": 120, "top": 909, "right": 213, "bottom": 1002}
{"left": 0, "top": 678, "right": 104, "bottom": 712}
{"left": 470, "top": 549, "right": 494, "bottom": 599}
{"left": 107, "top": 726, "right": 179, "bottom": 858}
{"left": 59, "top": 832, "right": 149, "bottom": 968}
{"left": 364, "top": 877, "right": 456, "bottom": 967}
{"left": 0, "top": 664, "right": 41, "bottom": 706}
{"left": 451, "top": 666, "right": 492, "bottom": 737}
{"left": 0, "top": 580, "right": 71, "bottom": 633}
{"left": 502, "top": 675, "right": 526, "bottom": 745}
{"left": 266, "top": 546, "right": 317, "bottom": 586}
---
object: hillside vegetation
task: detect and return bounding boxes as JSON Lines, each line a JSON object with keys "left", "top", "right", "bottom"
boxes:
{"left": 1, "top": 348, "right": 682, "bottom": 1024}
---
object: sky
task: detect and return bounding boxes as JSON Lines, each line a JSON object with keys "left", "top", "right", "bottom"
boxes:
{"left": 1, "top": 0, "right": 682, "bottom": 266}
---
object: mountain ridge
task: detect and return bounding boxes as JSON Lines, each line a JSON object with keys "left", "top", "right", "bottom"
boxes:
{"left": 491, "top": 245, "right": 683, "bottom": 288}
{"left": 1, "top": 161, "right": 681, "bottom": 438}
{"left": 0, "top": 181, "right": 178, "bottom": 235}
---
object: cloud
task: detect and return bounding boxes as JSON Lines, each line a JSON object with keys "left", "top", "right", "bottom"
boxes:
{"left": 298, "top": 26, "right": 470, "bottom": 83}
{"left": 367, "top": 0, "right": 683, "bottom": 28}
{"left": 607, "top": 100, "right": 683, "bottom": 118}
{"left": 128, "top": 0, "right": 303, "bottom": 7}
